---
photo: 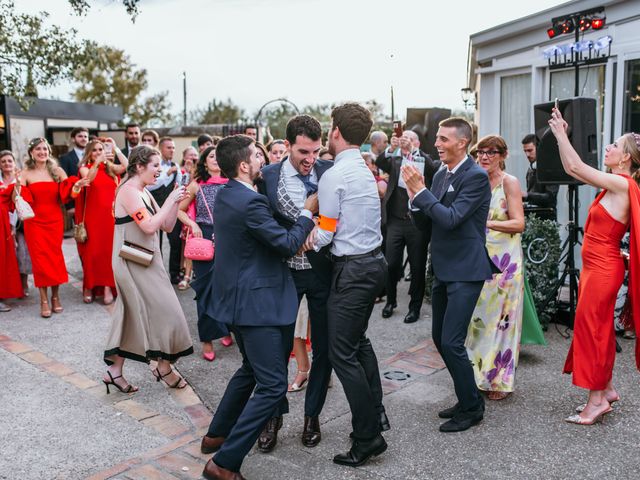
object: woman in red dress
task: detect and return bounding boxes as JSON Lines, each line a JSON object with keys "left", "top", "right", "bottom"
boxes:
{"left": 549, "top": 110, "right": 640, "bottom": 424}
{"left": 76, "top": 138, "right": 128, "bottom": 304}
{"left": 15, "top": 138, "right": 89, "bottom": 318}
{"left": 0, "top": 151, "right": 23, "bottom": 311}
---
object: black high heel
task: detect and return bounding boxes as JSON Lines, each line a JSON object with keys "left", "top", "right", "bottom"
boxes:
{"left": 103, "top": 370, "right": 138, "bottom": 394}
{"left": 153, "top": 367, "right": 186, "bottom": 389}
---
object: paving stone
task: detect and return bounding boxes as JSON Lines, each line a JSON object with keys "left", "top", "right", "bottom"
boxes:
{"left": 155, "top": 453, "right": 206, "bottom": 479}
{"left": 19, "top": 350, "right": 53, "bottom": 365}
{"left": 183, "top": 404, "right": 212, "bottom": 429}
{"left": 61, "top": 372, "right": 100, "bottom": 389}
{"left": 0, "top": 340, "right": 33, "bottom": 354}
{"left": 141, "top": 415, "right": 190, "bottom": 438}
{"left": 171, "top": 386, "right": 202, "bottom": 407}
{"left": 387, "top": 358, "right": 436, "bottom": 376}
{"left": 114, "top": 399, "right": 158, "bottom": 421}
{"left": 39, "top": 360, "right": 75, "bottom": 377}
{"left": 124, "top": 464, "right": 180, "bottom": 480}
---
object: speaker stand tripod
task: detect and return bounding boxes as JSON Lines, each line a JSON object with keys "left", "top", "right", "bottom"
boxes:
{"left": 541, "top": 184, "right": 582, "bottom": 328}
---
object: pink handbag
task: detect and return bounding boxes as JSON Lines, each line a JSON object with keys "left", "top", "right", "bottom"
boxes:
{"left": 184, "top": 186, "right": 214, "bottom": 261}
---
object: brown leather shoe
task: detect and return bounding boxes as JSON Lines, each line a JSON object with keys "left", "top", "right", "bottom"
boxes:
{"left": 302, "top": 416, "right": 321, "bottom": 447}
{"left": 257, "top": 416, "right": 282, "bottom": 453}
{"left": 202, "top": 459, "right": 244, "bottom": 480}
{"left": 201, "top": 435, "right": 225, "bottom": 454}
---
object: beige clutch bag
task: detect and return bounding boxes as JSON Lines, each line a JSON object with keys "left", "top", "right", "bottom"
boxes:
{"left": 118, "top": 241, "right": 154, "bottom": 267}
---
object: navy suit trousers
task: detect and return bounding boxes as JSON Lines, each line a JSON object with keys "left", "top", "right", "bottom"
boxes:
{"left": 207, "top": 323, "right": 294, "bottom": 472}
{"left": 431, "top": 277, "right": 485, "bottom": 411}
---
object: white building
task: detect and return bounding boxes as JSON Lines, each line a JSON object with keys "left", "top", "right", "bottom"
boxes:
{"left": 468, "top": 0, "right": 639, "bottom": 248}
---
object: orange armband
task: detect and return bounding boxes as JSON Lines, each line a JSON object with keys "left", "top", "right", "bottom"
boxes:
{"left": 318, "top": 215, "right": 338, "bottom": 232}
{"left": 132, "top": 208, "right": 151, "bottom": 225}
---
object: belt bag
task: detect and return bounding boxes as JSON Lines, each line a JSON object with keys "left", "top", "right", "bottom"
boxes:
{"left": 119, "top": 240, "right": 154, "bottom": 267}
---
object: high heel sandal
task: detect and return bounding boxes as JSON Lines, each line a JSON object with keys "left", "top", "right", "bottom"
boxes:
{"left": 565, "top": 404, "right": 613, "bottom": 425}
{"left": 103, "top": 370, "right": 138, "bottom": 394}
{"left": 576, "top": 396, "right": 619, "bottom": 413}
{"left": 153, "top": 367, "right": 187, "bottom": 389}
{"left": 83, "top": 289, "right": 94, "bottom": 304}
{"left": 177, "top": 274, "right": 192, "bottom": 291}
{"left": 40, "top": 300, "right": 52, "bottom": 318}
{"left": 51, "top": 296, "right": 63, "bottom": 313}
{"left": 220, "top": 335, "right": 233, "bottom": 347}
{"left": 288, "top": 369, "right": 310, "bottom": 393}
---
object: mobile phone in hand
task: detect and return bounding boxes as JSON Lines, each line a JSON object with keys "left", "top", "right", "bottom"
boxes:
{"left": 104, "top": 143, "right": 113, "bottom": 154}
{"left": 393, "top": 121, "right": 403, "bottom": 138}
{"left": 554, "top": 97, "right": 559, "bottom": 111}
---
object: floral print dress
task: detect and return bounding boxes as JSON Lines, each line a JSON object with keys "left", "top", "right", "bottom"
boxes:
{"left": 465, "top": 179, "right": 524, "bottom": 392}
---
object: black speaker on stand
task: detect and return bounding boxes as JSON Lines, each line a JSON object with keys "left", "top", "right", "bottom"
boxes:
{"left": 533, "top": 97, "right": 597, "bottom": 329}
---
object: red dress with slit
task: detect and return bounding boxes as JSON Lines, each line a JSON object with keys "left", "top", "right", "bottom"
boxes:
{"left": 0, "top": 185, "right": 23, "bottom": 298}
{"left": 74, "top": 163, "right": 118, "bottom": 293}
{"left": 20, "top": 179, "right": 76, "bottom": 288}
{"left": 564, "top": 176, "right": 640, "bottom": 388}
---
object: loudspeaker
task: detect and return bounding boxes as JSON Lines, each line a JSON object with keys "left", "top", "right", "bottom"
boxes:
{"left": 533, "top": 97, "right": 598, "bottom": 185}
{"left": 405, "top": 107, "right": 451, "bottom": 160}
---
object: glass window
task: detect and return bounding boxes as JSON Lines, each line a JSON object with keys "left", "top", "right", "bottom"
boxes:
{"left": 624, "top": 59, "right": 640, "bottom": 133}
{"left": 499, "top": 73, "right": 531, "bottom": 181}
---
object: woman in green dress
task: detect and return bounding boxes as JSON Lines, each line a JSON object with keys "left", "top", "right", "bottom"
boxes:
{"left": 466, "top": 135, "right": 526, "bottom": 400}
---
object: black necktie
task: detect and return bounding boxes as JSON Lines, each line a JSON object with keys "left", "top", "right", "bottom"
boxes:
{"left": 297, "top": 173, "right": 318, "bottom": 196}
{"left": 434, "top": 171, "right": 453, "bottom": 198}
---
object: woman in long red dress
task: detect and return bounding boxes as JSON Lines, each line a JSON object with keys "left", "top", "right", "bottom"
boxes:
{"left": 549, "top": 110, "right": 640, "bottom": 424}
{"left": 0, "top": 151, "right": 23, "bottom": 311}
{"left": 15, "top": 138, "right": 89, "bottom": 318}
{"left": 76, "top": 138, "right": 128, "bottom": 304}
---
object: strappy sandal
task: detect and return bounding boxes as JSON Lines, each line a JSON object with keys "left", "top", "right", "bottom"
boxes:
{"left": 40, "top": 300, "right": 52, "bottom": 318}
{"left": 83, "top": 289, "right": 94, "bottom": 304}
{"left": 153, "top": 367, "right": 187, "bottom": 389}
{"left": 103, "top": 370, "right": 138, "bottom": 394}
{"left": 288, "top": 369, "right": 310, "bottom": 392}
{"left": 51, "top": 296, "right": 63, "bottom": 313}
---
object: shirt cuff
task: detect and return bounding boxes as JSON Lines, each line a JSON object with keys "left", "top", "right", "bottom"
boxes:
{"left": 409, "top": 187, "right": 427, "bottom": 210}
{"left": 299, "top": 209, "right": 312, "bottom": 219}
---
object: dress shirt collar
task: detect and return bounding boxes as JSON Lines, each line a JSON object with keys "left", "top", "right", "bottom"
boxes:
{"left": 282, "top": 158, "right": 300, "bottom": 177}
{"left": 236, "top": 179, "right": 255, "bottom": 191}
{"left": 446, "top": 155, "right": 469, "bottom": 174}
{"left": 334, "top": 148, "right": 362, "bottom": 164}
{"left": 74, "top": 147, "right": 85, "bottom": 159}
{"left": 161, "top": 158, "right": 173, "bottom": 166}
{"left": 530, "top": 161, "right": 537, "bottom": 170}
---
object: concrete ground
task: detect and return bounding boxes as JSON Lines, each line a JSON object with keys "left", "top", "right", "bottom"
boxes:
{"left": 1, "top": 237, "right": 639, "bottom": 479}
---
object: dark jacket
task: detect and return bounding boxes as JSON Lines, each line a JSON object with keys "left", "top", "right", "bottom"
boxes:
{"left": 58, "top": 149, "right": 80, "bottom": 178}
{"left": 210, "top": 179, "right": 315, "bottom": 327}
{"left": 376, "top": 149, "right": 440, "bottom": 225}
{"left": 411, "top": 156, "right": 499, "bottom": 282}
{"left": 258, "top": 158, "right": 333, "bottom": 282}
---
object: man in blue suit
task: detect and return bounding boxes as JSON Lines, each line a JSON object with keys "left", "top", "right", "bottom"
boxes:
{"left": 201, "top": 135, "right": 317, "bottom": 480}
{"left": 258, "top": 115, "right": 333, "bottom": 450}
{"left": 402, "top": 117, "right": 499, "bottom": 433}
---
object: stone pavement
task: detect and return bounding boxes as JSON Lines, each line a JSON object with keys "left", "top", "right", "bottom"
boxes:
{"left": 1, "top": 238, "right": 640, "bottom": 479}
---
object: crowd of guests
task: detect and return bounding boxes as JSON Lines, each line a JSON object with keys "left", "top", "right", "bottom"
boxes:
{"left": 0, "top": 102, "right": 639, "bottom": 479}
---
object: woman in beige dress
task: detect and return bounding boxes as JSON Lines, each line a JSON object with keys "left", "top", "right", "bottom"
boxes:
{"left": 103, "top": 145, "right": 193, "bottom": 393}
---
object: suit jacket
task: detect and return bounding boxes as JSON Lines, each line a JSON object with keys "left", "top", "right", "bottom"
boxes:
{"left": 526, "top": 166, "right": 558, "bottom": 209}
{"left": 258, "top": 158, "right": 333, "bottom": 282}
{"left": 411, "top": 156, "right": 498, "bottom": 282}
{"left": 58, "top": 149, "right": 80, "bottom": 178}
{"left": 210, "top": 179, "right": 315, "bottom": 327}
{"left": 376, "top": 149, "right": 440, "bottom": 225}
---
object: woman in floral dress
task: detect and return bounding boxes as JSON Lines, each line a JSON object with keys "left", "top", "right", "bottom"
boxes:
{"left": 466, "top": 135, "right": 525, "bottom": 400}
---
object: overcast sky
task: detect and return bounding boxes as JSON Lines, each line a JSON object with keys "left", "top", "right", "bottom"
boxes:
{"left": 19, "top": 0, "right": 565, "bottom": 120}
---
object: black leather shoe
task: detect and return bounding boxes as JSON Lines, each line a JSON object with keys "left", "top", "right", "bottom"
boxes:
{"left": 403, "top": 310, "right": 420, "bottom": 324}
{"left": 201, "top": 435, "right": 225, "bottom": 454}
{"left": 439, "top": 409, "right": 483, "bottom": 433}
{"left": 379, "top": 411, "right": 390, "bottom": 432}
{"left": 258, "top": 416, "right": 282, "bottom": 452}
{"left": 438, "top": 403, "right": 461, "bottom": 419}
{"left": 333, "top": 434, "right": 387, "bottom": 467}
{"left": 302, "top": 415, "right": 321, "bottom": 447}
{"left": 381, "top": 302, "right": 397, "bottom": 318}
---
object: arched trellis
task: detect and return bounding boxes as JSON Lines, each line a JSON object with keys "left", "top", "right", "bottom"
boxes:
{"left": 254, "top": 98, "right": 300, "bottom": 125}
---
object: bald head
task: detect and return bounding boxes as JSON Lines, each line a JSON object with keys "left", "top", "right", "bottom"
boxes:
{"left": 369, "top": 130, "right": 388, "bottom": 155}
{"left": 402, "top": 130, "right": 420, "bottom": 149}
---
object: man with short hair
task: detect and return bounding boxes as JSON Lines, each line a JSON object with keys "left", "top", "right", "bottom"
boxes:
{"left": 181, "top": 146, "right": 198, "bottom": 183}
{"left": 377, "top": 129, "right": 440, "bottom": 323}
{"left": 369, "top": 130, "right": 388, "bottom": 157}
{"left": 521, "top": 133, "right": 558, "bottom": 220}
{"left": 200, "top": 135, "right": 316, "bottom": 480}
{"left": 258, "top": 115, "right": 333, "bottom": 451}
{"left": 59, "top": 127, "right": 89, "bottom": 177}
{"left": 244, "top": 125, "right": 258, "bottom": 140}
{"left": 197, "top": 134, "right": 214, "bottom": 153}
{"left": 121, "top": 123, "right": 140, "bottom": 158}
{"left": 402, "top": 117, "right": 499, "bottom": 433}
{"left": 147, "top": 137, "right": 183, "bottom": 283}
{"left": 314, "top": 102, "right": 389, "bottom": 467}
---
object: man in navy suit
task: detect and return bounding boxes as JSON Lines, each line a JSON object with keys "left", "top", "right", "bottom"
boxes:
{"left": 402, "top": 117, "right": 498, "bottom": 433}
{"left": 58, "top": 127, "right": 88, "bottom": 178}
{"left": 201, "top": 135, "right": 317, "bottom": 480}
{"left": 258, "top": 115, "right": 333, "bottom": 450}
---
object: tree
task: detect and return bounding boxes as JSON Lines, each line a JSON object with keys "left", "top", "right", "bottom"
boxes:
{"left": 68, "top": 0, "right": 141, "bottom": 21}
{"left": 72, "top": 42, "right": 173, "bottom": 126}
{"left": 0, "top": 0, "right": 87, "bottom": 106}
{"left": 189, "top": 98, "right": 245, "bottom": 125}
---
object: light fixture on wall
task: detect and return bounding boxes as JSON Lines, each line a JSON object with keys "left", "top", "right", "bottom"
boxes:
{"left": 461, "top": 87, "right": 477, "bottom": 110}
